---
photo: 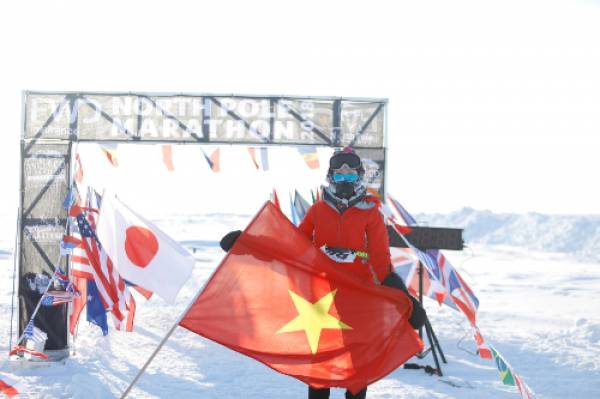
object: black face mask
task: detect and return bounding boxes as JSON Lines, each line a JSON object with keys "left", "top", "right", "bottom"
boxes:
{"left": 334, "top": 182, "right": 356, "bottom": 199}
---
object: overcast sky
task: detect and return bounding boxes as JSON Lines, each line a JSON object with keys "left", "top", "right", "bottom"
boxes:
{"left": 1, "top": 0, "right": 599, "bottom": 216}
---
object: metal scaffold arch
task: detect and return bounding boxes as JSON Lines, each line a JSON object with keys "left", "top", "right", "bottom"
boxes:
{"left": 16, "top": 91, "right": 388, "bottom": 359}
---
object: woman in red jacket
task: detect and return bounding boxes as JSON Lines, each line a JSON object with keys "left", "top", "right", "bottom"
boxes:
{"left": 299, "top": 148, "right": 392, "bottom": 287}
{"left": 220, "top": 147, "right": 424, "bottom": 399}
{"left": 300, "top": 148, "right": 424, "bottom": 399}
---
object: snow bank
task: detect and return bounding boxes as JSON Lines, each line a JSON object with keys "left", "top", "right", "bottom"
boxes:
{"left": 417, "top": 208, "right": 600, "bottom": 263}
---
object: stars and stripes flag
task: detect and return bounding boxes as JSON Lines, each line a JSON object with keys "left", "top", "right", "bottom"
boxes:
{"left": 41, "top": 290, "right": 77, "bottom": 306}
{"left": 8, "top": 345, "right": 48, "bottom": 361}
{"left": 69, "top": 189, "right": 137, "bottom": 332}
{"left": 53, "top": 267, "right": 75, "bottom": 291}
{"left": 23, "top": 321, "right": 47, "bottom": 344}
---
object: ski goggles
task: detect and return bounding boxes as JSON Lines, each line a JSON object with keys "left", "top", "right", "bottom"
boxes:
{"left": 332, "top": 172, "right": 360, "bottom": 183}
{"left": 329, "top": 152, "right": 362, "bottom": 170}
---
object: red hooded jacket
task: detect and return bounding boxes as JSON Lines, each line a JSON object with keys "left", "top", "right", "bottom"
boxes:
{"left": 298, "top": 195, "right": 392, "bottom": 285}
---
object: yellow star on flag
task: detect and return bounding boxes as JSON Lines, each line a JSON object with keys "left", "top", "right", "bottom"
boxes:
{"left": 277, "top": 289, "right": 352, "bottom": 354}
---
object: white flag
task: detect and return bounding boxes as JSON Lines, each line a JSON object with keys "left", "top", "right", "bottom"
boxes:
{"left": 96, "top": 193, "right": 194, "bottom": 303}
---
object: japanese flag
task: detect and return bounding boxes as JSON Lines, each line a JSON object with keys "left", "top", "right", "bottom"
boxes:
{"left": 96, "top": 193, "right": 194, "bottom": 303}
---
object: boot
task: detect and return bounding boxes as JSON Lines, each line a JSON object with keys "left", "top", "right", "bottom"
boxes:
{"left": 308, "top": 387, "right": 330, "bottom": 399}
{"left": 346, "top": 387, "right": 367, "bottom": 399}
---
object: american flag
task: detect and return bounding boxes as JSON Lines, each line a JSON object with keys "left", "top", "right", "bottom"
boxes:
{"left": 23, "top": 321, "right": 47, "bottom": 344}
{"left": 54, "top": 267, "right": 71, "bottom": 289}
{"left": 41, "top": 290, "right": 77, "bottom": 306}
{"left": 9, "top": 345, "right": 48, "bottom": 361}
{"left": 69, "top": 189, "right": 136, "bottom": 332}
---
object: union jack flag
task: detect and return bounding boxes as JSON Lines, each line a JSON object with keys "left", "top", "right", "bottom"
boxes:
{"left": 384, "top": 196, "right": 479, "bottom": 323}
{"left": 426, "top": 249, "right": 479, "bottom": 323}
{"left": 473, "top": 325, "right": 492, "bottom": 360}
{"left": 69, "top": 189, "right": 136, "bottom": 332}
{"left": 386, "top": 194, "right": 533, "bottom": 398}
{"left": 395, "top": 245, "right": 480, "bottom": 323}
{"left": 391, "top": 247, "right": 446, "bottom": 303}
{"left": 387, "top": 194, "right": 417, "bottom": 226}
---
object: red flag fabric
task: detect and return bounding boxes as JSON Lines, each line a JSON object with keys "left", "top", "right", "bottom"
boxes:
{"left": 69, "top": 276, "right": 87, "bottom": 335}
{"left": 247, "top": 147, "right": 260, "bottom": 169}
{"left": 179, "top": 202, "right": 423, "bottom": 393}
{"left": 96, "top": 193, "right": 194, "bottom": 304}
{"left": 0, "top": 375, "right": 20, "bottom": 398}
{"left": 99, "top": 143, "right": 119, "bottom": 167}
{"left": 162, "top": 145, "right": 174, "bottom": 171}
{"left": 271, "top": 188, "right": 281, "bottom": 210}
{"left": 74, "top": 153, "right": 84, "bottom": 183}
{"left": 9, "top": 345, "right": 49, "bottom": 360}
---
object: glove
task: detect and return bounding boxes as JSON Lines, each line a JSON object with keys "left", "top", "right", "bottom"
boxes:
{"left": 407, "top": 295, "right": 426, "bottom": 330}
{"left": 220, "top": 230, "right": 242, "bottom": 252}
{"left": 382, "top": 271, "right": 426, "bottom": 330}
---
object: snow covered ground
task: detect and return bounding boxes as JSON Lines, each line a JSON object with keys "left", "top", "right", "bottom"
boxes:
{"left": 1, "top": 213, "right": 599, "bottom": 398}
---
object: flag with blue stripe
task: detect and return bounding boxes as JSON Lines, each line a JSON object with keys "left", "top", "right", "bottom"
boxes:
{"left": 23, "top": 321, "right": 47, "bottom": 343}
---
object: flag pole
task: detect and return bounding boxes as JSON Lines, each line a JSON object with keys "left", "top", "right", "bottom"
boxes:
{"left": 121, "top": 206, "right": 260, "bottom": 397}
{"left": 119, "top": 277, "right": 208, "bottom": 399}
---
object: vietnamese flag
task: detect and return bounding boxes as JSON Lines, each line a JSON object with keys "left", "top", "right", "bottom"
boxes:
{"left": 179, "top": 202, "right": 423, "bottom": 393}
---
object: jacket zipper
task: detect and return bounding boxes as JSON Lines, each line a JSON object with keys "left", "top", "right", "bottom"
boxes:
{"left": 337, "top": 208, "right": 343, "bottom": 246}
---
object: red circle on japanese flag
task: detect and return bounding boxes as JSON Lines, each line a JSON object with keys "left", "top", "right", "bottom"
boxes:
{"left": 124, "top": 226, "right": 158, "bottom": 268}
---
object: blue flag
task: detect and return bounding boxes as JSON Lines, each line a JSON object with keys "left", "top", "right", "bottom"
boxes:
{"left": 86, "top": 280, "right": 108, "bottom": 335}
{"left": 62, "top": 188, "right": 76, "bottom": 209}
{"left": 293, "top": 190, "right": 311, "bottom": 221}
{"left": 289, "top": 192, "right": 299, "bottom": 226}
